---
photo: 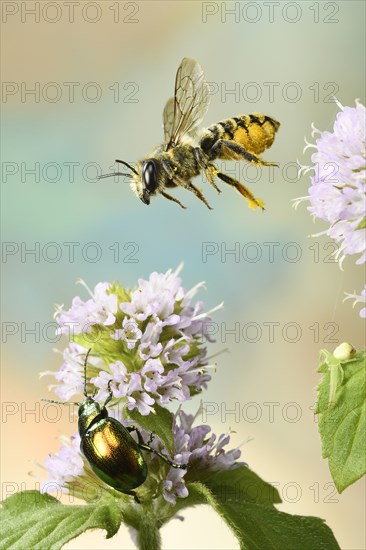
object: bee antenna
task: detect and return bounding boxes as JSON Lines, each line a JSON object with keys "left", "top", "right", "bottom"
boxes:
{"left": 84, "top": 348, "right": 92, "bottom": 397}
{"left": 115, "top": 159, "right": 138, "bottom": 175}
{"left": 97, "top": 172, "right": 133, "bottom": 180}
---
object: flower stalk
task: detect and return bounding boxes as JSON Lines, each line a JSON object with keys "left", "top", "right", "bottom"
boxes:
{"left": 135, "top": 506, "right": 162, "bottom": 550}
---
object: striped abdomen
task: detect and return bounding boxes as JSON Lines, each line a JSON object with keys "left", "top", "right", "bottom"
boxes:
{"left": 200, "top": 114, "right": 280, "bottom": 157}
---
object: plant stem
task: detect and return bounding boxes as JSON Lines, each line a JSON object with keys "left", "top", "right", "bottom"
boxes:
{"left": 136, "top": 509, "right": 162, "bottom": 550}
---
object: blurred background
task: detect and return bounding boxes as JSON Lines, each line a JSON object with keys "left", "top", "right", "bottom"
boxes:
{"left": 1, "top": 1, "right": 365, "bottom": 548}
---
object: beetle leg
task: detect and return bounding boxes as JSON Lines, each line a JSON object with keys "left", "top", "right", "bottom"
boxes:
{"left": 127, "top": 426, "right": 187, "bottom": 469}
{"left": 127, "top": 427, "right": 155, "bottom": 446}
{"left": 126, "top": 426, "right": 136, "bottom": 432}
{"left": 138, "top": 443, "right": 187, "bottom": 470}
{"left": 126, "top": 426, "right": 146, "bottom": 446}
{"left": 123, "top": 489, "right": 140, "bottom": 503}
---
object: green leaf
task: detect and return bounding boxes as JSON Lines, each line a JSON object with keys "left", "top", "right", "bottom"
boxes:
{"left": 169, "top": 464, "right": 281, "bottom": 519}
{"left": 316, "top": 349, "right": 366, "bottom": 492}
{"left": 0, "top": 491, "right": 122, "bottom": 550}
{"left": 127, "top": 403, "right": 175, "bottom": 455}
{"left": 164, "top": 469, "right": 339, "bottom": 549}
{"left": 175, "top": 482, "right": 339, "bottom": 550}
{"left": 168, "top": 481, "right": 215, "bottom": 515}
{"left": 201, "top": 466, "right": 281, "bottom": 506}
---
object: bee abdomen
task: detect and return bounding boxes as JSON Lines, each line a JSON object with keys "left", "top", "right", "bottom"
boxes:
{"left": 200, "top": 114, "right": 280, "bottom": 156}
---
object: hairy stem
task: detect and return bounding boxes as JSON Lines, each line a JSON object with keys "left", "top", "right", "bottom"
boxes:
{"left": 135, "top": 508, "right": 162, "bottom": 550}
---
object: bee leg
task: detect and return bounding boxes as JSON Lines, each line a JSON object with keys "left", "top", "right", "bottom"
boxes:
{"left": 161, "top": 190, "right": 187, "bottom": 209}
{"left": 193, "top": 148, "right": 221, "bottom": 194}
{"left": 184, "top": 181, "right": 213, "bottom": 210}
{"left": 209, "top": 140, "right": 279, "bottom": 167}
{"left": 216, "top": 171, "right": 265, "bottom": 211}
{"left": 161, "top": 159, "right": 213, "bottom": 210}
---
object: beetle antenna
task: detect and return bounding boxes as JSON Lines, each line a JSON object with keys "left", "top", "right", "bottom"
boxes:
{"left": 84, "top": 348, "right": 92, "bottom": 397}
{"left": 41, "top": 398, "right": 80, "bottom": 406}
{"left": 115, "top": 159, "right": 138, "bottom": 175}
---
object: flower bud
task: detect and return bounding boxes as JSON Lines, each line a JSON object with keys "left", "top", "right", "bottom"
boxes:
{"left": 333, "top": 342, "right": 355, "bottom": 361}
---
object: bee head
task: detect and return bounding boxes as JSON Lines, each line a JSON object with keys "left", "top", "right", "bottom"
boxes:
{"left": 98, "top": 158, "right": 162, "bottom": 207}
{"left": 139, "top": 159, "right": 159, "bottom": 205}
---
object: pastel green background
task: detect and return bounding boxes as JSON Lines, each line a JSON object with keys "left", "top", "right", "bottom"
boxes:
{"left": 1, "top": 1, "right": 365, "bottom": 548}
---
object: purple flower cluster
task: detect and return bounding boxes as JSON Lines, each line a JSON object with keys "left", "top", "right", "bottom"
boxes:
{"left": 55, "top": 281, "right": 118, "bottom": 335}
{"left": 40, "top": 435, "right": 84, "bottom": 495}
{"left": 40, "top": 267, "right": 244, "bottom": 512}
{"left": 40, "top": 342, "right": 103, "bottom": 401}
{"left": 46, "top": 267, "right": 222, "bottom": 415}
{"left": 156, "top": 407, "right": 243, "bottom": 505}
{"left": 294, "top": 99, "right": 366, "bottom": 268}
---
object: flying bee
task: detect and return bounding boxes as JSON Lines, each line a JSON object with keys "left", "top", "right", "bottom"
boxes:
{"left": 99, "top": 58, "right": 280, "bottom": 210}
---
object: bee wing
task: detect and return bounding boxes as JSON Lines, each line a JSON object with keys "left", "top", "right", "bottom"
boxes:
{"left": 163, "top": 58, "right": 210, "bottom": 149}
{"left": 163, "top": 97, "right": 175, "bottom": 144}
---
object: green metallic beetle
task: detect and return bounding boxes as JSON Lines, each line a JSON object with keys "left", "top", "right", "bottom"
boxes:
{"left": 43, "top": 349, "right": 186, "bottom": 500}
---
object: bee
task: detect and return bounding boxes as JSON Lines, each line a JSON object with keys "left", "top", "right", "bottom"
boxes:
{"left": 99, "top": 58, "right": 280, "bottom": 210}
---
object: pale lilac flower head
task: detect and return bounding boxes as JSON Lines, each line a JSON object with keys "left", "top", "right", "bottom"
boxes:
{"left": 121, "top": 270, "right": 184, "bottom": 324}
{"left": 45, "top": 267, "right": 223, "bottom": 415}
{"left": 41, "top": 434, "right": 84, "bottom": 495}
{"left": 111, "top": 317, "right": 143, "bottom": 349}
{"left": 40, "top": 342, "right": 103, "bottom": 401}
{"left": 151, "top": 406, "right": 244, "bottom": 505}
{"left": 294, "top": 100, "right": 366, "bottom": 268}
{"left": 55, "top": 281, "right": 118, "bottom": 336}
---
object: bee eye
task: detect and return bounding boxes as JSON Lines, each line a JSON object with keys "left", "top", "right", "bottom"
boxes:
{"left": 143, "top": 161, "right": 158, "bottom": 192}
